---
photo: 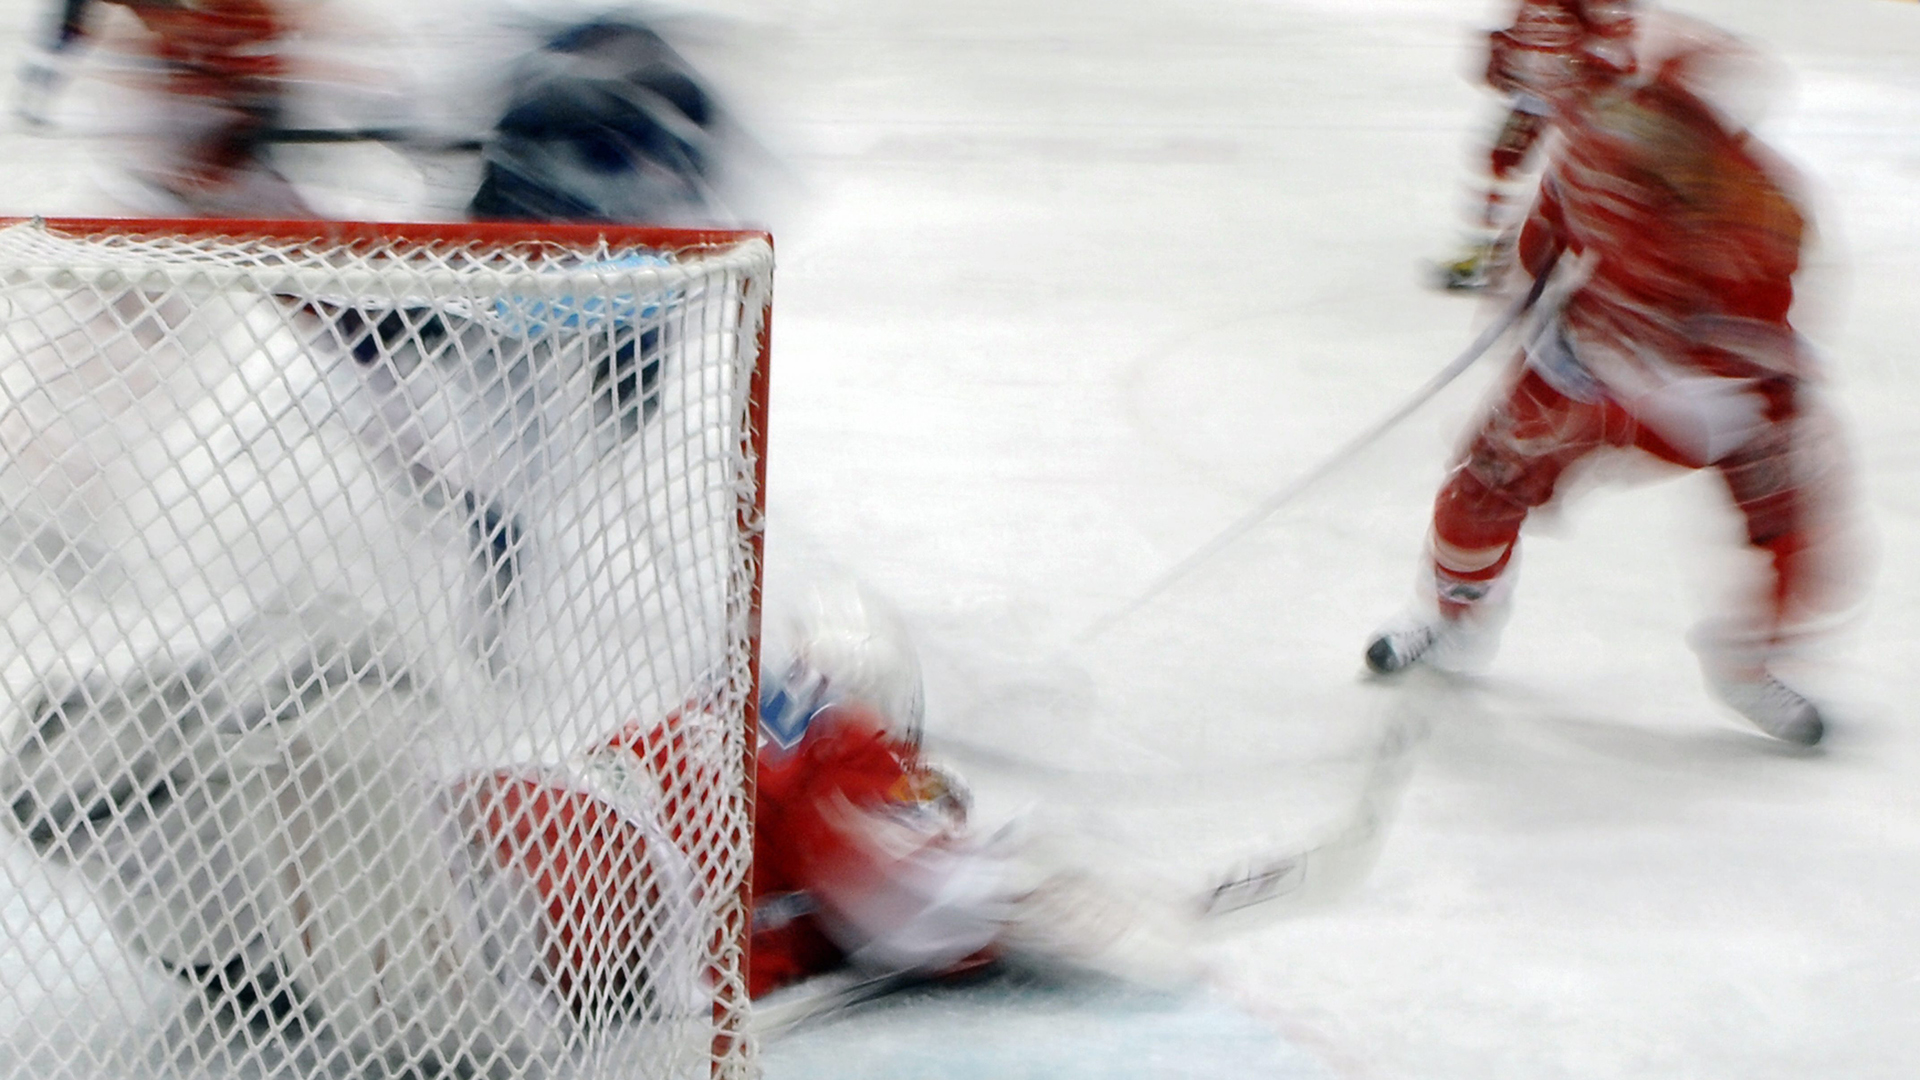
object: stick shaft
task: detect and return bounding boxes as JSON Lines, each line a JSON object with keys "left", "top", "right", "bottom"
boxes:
{"left": 1077, "top": 278, "right": 1546, "bottom": 645}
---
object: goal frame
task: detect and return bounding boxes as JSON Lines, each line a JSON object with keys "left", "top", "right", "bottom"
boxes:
{"left": 0, "top": 215, "right": 773, "bottom": 1079}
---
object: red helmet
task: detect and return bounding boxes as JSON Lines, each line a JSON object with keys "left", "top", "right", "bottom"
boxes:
{"left": 1491, "top": 1, "right": 1637, "bottom": 104}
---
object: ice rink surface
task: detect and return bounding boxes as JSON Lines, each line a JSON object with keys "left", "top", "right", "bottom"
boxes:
{"left": 1, "top": 0, "right": 1918, "bottom": 1077}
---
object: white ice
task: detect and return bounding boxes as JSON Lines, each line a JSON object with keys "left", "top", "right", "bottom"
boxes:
{"left": 0, "top": 0, "right": 1917, "bottom": 1077}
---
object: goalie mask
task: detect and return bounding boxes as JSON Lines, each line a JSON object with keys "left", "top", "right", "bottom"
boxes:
{"left": 761, "top": 579, "right": 927, "bottom": 750}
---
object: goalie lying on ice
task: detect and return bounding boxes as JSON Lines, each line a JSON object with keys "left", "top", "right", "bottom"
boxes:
{"left": 473, "top": 578, "right": 1198, "bottom": 1005}
{"left": 0, "top": 581, "right": 1191, "bottom": 1066}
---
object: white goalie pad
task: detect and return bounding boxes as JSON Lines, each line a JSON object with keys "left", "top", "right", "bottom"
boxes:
{"left": 0, "top": 610, "right": 527, "bottom": 1058}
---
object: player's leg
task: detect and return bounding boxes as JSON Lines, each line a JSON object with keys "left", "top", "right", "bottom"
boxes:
{"left": 0, "top": 606, "right": 556, "bottom": 1062}
{"left": 1366, "top": 367, "right": 1604, "bottom": 673}
{"left": 1606, "top": 360, "right": 1857, "bottom": 746}
{"left": 0, "top": 663, "right": 316, "bottom": 1035}
{"left": 130, "top": 84, "right": 312, "bottom": 218}
{"left": 460, "top": 711, "right": 723, "bottom": 1024}
{"left": 1690, "top": 387, "right": 1862, "bottom": 745}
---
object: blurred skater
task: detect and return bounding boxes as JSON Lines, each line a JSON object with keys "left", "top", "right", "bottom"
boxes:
{"left": 466, "top": 579, "right": 1192, "bottom": 1014}
{"left": 16, "top": 0, "right": 314, "bottom": 216}
{"left": 1370, "top": 17, "right": 1864, "bottom": 745}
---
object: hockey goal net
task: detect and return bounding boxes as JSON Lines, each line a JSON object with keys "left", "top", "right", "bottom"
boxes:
{"left": 0, "top": 218, "right": 771, "bottom": 1080}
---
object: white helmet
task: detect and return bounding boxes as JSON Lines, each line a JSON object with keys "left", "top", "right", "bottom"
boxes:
{"left": 768, "top": 577, "right": 926, "bottom": 747}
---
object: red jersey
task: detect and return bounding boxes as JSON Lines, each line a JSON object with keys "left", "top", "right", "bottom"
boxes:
{"left": 746, "top": 702, "right": 978, "bottom": 997}
{"left": 1516, "top": 55, "right": 1807, "bottom": 397}
{"left": 459, "top": 699, "right": 992, "bottom": 1017}
{"left": 56, "top": 0, "right": 287, "bottom": 97}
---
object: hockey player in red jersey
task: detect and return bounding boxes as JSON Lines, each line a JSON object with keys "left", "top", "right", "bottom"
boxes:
{"left": 1437, "top": 0, "right": 1637, "bottom": 290}
{"left": 1371, "top": 17, "right": 1863, "bottom": 745}
{"left": 733, "top": 613, "right": 1004, "bottom": 999}
{"left": 460, "top": 579, "right": 1188, "bottom": 1019}
{"left": 15, "top": 0, "right": 311, "bottom": 215}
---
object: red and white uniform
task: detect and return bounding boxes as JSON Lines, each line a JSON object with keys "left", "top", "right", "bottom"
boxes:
{"left": 37, "top": 0, "right": 309, "bottom": 214}
{"left": 459, "top": 696, "right": 1007, "bottom": 1015}
{"left": 744, "top": 700, "right": 1002, "bottom": 998}
{"left": 1427, "top": 33, "right": 1856, "bottom": 666}
{"left": 1469, "top": 1, "right": 1638, "bottom": 236}
{"left": 64, "top": 0, "right": 290, "bottom": 96}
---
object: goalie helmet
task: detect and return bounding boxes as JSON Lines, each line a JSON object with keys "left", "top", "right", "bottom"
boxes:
{"left": 762, "top": 578, "right": 927, "bottom": 750}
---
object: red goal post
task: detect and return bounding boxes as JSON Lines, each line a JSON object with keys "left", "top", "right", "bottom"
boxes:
{"left": 0, "top": 217, "right": 772, "bottom": 1080}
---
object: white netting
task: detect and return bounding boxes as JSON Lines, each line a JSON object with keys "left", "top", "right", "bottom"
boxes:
{"left": 0, "top": 219, "right": 770, "bottom": 1080}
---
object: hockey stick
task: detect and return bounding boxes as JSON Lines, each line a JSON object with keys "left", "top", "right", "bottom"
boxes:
{"left": 24, "top": 115, "right": 488, "bottom": 152}
{"left": 745, "top": 816, "right": 1410, "bottom": 1041}
{"left": 256, "top": 127, "right": 487, "bottom": 153}
{"left": 751, "top": 705, "right": 1429, "bottom": 1039}
{"left": 1075, "top": 269, "right": 1554, "bottom": 646}
{"left": 1198, "top": 702, "right": 1426, "bottom": 917}
{"left": 748, "top": 968, "right": 928, "bottom": 1039}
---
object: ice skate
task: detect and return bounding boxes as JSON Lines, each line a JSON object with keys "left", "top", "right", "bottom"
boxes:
{"left": 1364, "top": 615, "right": 1446, "bottom": 675}
{"left": 1365, "top": 585, "right": 1511, "bottom": 677}
{"left": 1707, "top": 671, "right": 1826, "bottom": 747}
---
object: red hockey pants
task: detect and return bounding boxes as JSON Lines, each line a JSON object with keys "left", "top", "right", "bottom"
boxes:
{"left": 1426, "top": 365, "right": 1822, "bottom": 641}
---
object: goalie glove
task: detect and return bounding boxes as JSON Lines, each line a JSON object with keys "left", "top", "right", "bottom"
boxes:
{"left": 989, "top": 826, "right": 1202, "bottom": 990}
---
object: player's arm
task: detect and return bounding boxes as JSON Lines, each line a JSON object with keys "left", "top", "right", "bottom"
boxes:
{"left": 783, "top": 705, "right": 1008, "bottom": 976}
{"left": 1488, "top": 103, "right": 1550, "bottom": 182}
{"left": 1483, "top": 27, "right": 1532, "bottom": 99}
